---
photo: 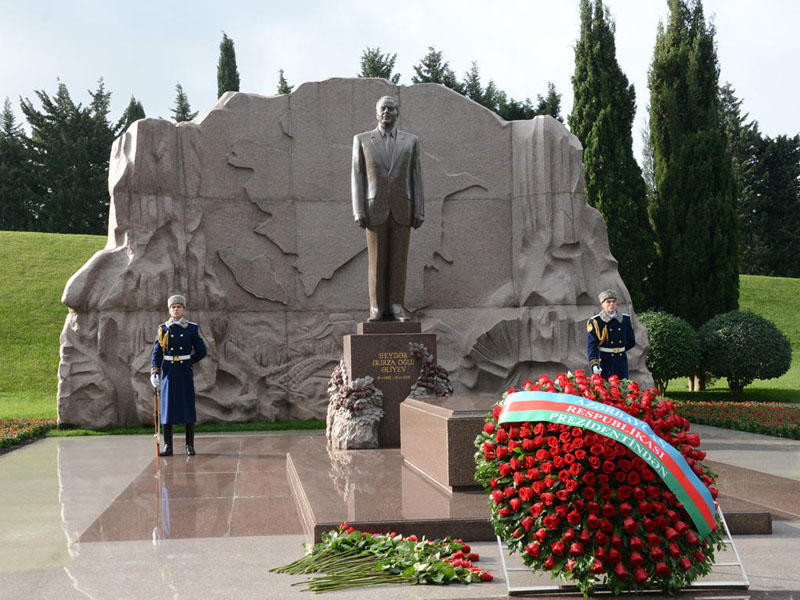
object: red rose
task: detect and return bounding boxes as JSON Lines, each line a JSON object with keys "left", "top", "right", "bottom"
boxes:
{"left": 521, "top": 516, "right": 534, "bottom": 531}
{"left": 490, "top": 477, "right": 498, "bottom": 489}
{"left": 655, "top": 562, "right": 670, "bottom": 576}
{"left": 582, "top": 487, "right": 596, "bottom": 500}
{"left": 555, "top": 504, "right": 569, "bottom": 518}
{"left": 551, "top": 540, "right": 565, "bottom": 556}
{"left": 623, "top": 518, "right": 638, "bottom": 533}
{"left": 498, "top": 507, "right": 511, "bottom": 518}
{"left": 579, "top": 529, "right": 591, "bottom": 543}
{"left": 685, "top": 531, "right": 699, "bottom": 545}
{"left": 525, "top": 542, "right": 541, "bottom": 557}
{"left": 509, "top": 426, "right": 521, "bottom": 438}
{"left": 643, "top": 517, "right": 656, "bottom": 531}
{"left": 540, "top": 492, "right": 555, "bottom": 506}
{"left": 534, "top": 527, "right": 548, "bottom": 542}
{"left": 651, "top": 547, "right": 665, "bottom": 561}
{"left": 519, "top": 487, "right": 534, "bottom": 501}
{"left": 674, "top": 520, "right": 689, "bottom": 534}
{"left": 543, "top": 514, "right": 560, "bottom": 530}
{"left": 582, "top": 472, "right": 596, "bottom": 486}
{"left": 480, "top": 571, "right": 493, "bottom": 582}
{"left": 491, "top": 490, "right": 504, "bottom": 504}
{"left": 544, "top": 556, "right": 555, "bottom": 569}
{"left": 602, "top": 503, "right": 616, "bottom": 518}
{"left": 693, "top": 550, "right": 706, "bottom": 562}
{"left": 504, "top": 486, "right": 516, "bottom": 498}
{"left": 536, "top": 448, "right": 551, "bottom": 461}
{"left": 646, "top": 532, "right": 661, "bottom": 547}
{"left": 496, "top": 446, "right": 509, "bottom": 459}
{"left": 668, "top": 542, "right": 681, "bottom": 557}
{"left": 665, "top": 527, "right": 679, "bottom": 541}
{"left": 567, "top": 511, "right": 582, "bottom": 525}
{"left": 555, "top": 489, "right": 569, "bottom": 501}
{"left": 509, "top": 497, "right": 522, "bottom": 512}
{"left": 496, "top": 428, "right": 508, "bottom": 443}
{"left": 611, "top": 534, "right": 623, "bottom": 549}
{"left": 492, "top": 405, "right": 502, "bottom": 420}
{"left": 510, "top": 457, "right": 522, "bottom": 471}
{"left": 633, "top": 486, "right": 646, "bottom": 500}
{"left": 608, "top": 548, "right": 622, "bottom": 564}
{"left": 619, "top": 502, "right": 633, "bottom": 517}
{"left": 511, "top": 528, "right": 523, "bottom": 538}
{"left": 514, "top": 471, "right": 526, "bottom": 486}
{"left": 634, "top": 567, "right": 648, "bottom": 583}
{"left": 602, "top": 460, "right": 615, "bottom": 474}
{"left": 614, "top": 562, "right": 628, "bottom": 578}
{"left": 569, "top": 542, "right": 583, "bottom": 556}
{"left": 565, "top": 479, "right": 579, "bottom": 492}
{"left": 586, "top": 514, "right": 600, "bottom": 529}
{"left": 530, "top": 502, "right": 544, "bottom": 517}
{"left": 563, "top": 527, "right": 576, "bottom": 542}
{"left": 627, "top": 471, "right": 641, "bottom": 485}
{"left": 629, "top": 551, "right": 644, "bottom": 567}
{"left": 590, "top": 559, "right": 605, "bottom": 574}
{"left": 680, "top": 556, "right": 692, "bottom": 571}
{"left": 639, "top": 500, "right": 653, "bottom": 515}
{"left": 508, "top": 440, "right": 518, "bottom": 451}
{"left": 483, "top": 422, "right": 496, "bottom": 434}
{"left": 595, "top": 531, "right": 608, "bottom": 545}
{"left": 595, "top": 546, "right": 607, "bottom": 560}
{"left": 524, "top": 455, "right": 536, "bottom": 469}
{"left": 532, "top": 480, "right": 546, "bottom": 494}
{"left": 618, "top": 486, "right": 633, "bottom": 500}
{"left": 499, "top": 463, "right": 512, "bottom": 477}
{"left": 629, "top": 536, "right": 643, "bottom": 551}
{"left": 647, "top": 485, "right": 661, "bottom": 499}
{"left": 588, "top": 456, "right": 601, "bottom": 470}
{"left": 587, "top": 501, "right": 600, "bottom": 514}
{"left": 522, "top": 438, "right": 535, "bottom": 451}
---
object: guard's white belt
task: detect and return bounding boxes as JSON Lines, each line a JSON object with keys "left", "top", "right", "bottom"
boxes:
{"left": 163, "top": 354, "right": 192, "bottom": 362}
{"left": 600, "top": 347, "right": 626, "bottom": 354}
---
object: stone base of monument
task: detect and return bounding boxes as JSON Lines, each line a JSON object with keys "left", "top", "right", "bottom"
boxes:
{"left": 399, "top": 395, "right": 497, "bottom": 491}
{"left": 343, "top": 321, "right": 436, "bottom": 448}
{"left": 286, "top": 434, "right": 492, "bottom": 543}
{"left": 288, "top": 394, "right": 774, "bottom": 542}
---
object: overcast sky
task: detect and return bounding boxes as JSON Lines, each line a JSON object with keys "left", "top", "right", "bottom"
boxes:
{"left": 2, "top": 0, "right": 798, "bottom": 161}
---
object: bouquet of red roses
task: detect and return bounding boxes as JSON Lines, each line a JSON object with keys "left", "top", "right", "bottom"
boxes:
{"left": 474, "top": 371, "right": 725, "bottom": 595}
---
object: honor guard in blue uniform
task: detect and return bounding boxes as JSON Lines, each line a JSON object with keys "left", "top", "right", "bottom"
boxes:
{"left": 586, "top": 289, "right": 636, "bottom": 380}
{"left": 150, "top": 294, "right": 207, "bottom": 456}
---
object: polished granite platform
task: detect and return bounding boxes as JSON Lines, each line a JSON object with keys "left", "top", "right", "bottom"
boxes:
{"left": 1, "top": 425, "right": 799, "bottom": 599}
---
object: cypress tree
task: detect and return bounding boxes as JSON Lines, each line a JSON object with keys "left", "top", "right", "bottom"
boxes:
{"left": 172, "top": 83, "right": 198, "bottom": 122}
{"left": 569, "top": 0, "right": 655, "bottom": 309}
{"left": 648, "top": 0, "right": 738, "bottom": 327}
{"left": 217, "top": 32, "right": 240, "bottom": 97}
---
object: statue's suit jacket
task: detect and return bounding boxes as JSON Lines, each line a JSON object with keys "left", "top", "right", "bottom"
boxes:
{"left": 351, "top": 127, "right": 424, "bottom": 228}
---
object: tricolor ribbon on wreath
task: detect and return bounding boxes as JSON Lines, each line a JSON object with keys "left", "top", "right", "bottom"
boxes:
{"left": 498, "top": 391, "right": 717, "bottom": 538}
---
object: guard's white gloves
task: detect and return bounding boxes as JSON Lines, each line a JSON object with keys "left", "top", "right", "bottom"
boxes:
{"left": 592, "top": 365, "right": 602, "bottom": 375}
{"left": 150, "top": 372, "right": 160, "bottom": 389}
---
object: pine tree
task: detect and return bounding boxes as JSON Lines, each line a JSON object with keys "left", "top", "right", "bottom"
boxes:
{"left": 358, "top": 47, "right": 400, "bottom": 83}
{"left": 534, "top": 82, "right": 563, "bottom": 122}
{"left": 116, "top": 95, "right": 146, "bottom": 132}
{"left": 217, "top": 32, "right": 240, "bottom": 97}
{"left": 411, "top": 46, "right": 463, "bottom": 93}
{"left": 277, "top": 69, "right": 293, "bottom": 94}
{"left": 569, "top": 0, "right": 654, "bottom": 308}
{"left": 0, "top": 98, "right": 35, "bottom": 230}
{"left": 648, "top": 0, "right": 738, "bottom": 327}
{"left": 461, "top": 62, "right": 502, "bottom": 112}
{"left": 20, "top": 79, "right": 116, "bottom": 233}
{"left": 172, "top": 83, "right": 198, "bottom": 122}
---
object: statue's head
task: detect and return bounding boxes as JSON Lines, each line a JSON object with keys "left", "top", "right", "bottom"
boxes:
{"left": 375, "top": 95, "right": 399, "bottom": 130}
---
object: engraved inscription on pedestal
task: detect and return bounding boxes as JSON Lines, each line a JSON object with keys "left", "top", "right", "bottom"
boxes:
{"left": 344, "top": 326, "right": 435, "bottom": 448}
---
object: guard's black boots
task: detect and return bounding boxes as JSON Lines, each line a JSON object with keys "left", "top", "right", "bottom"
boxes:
{"left": 185, "top": 422, "right": 195, "bottom": 456}
{"left": 161, "top": 424, "right": 173, "bottom": 456}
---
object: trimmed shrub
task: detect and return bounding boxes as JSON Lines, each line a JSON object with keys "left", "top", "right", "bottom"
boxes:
{"left": 699, "top": 310, "right": 792, "bottom": 397}
{"left": 639, "top": 311, "right": 700, "bottom": 396}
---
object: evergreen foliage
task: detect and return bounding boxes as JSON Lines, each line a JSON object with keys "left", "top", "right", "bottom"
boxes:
{"left": 719, "top": 84, "right": 800, "bottom": 277}
{"left": 217, "top": 32, "right": 241, "bottom": 97}
{"left": 638, "top": 310, "right": 699, "bottom": 396}
{"left": 358, "top": 47, "right": 401, "bottom": 83}
{"left": 532, "top": 82, "right": 563, "bottom": 123}
{"left": 698, "top": 310, "right": 792, "bottom": 397}
{"left": 411, "top": 46, "right": 463, "bottom": 93}
{"left": 277, "top": 69, "right": 294, "bottom": 94}
{"left": 570, "top": 0, "right": 655, "bottom": 309}
{"left": 116, "top": 95, "right": 145, "bottom": 133}
{"left": 0, "top": 99, "right": 34, "bottom": 230}
{"left": 20, "top": 80, "right": 117, "bottom": 234}
{"left": 172, "top": 83, "right": 198, "bottom": 122}
{"left": 648, "top": 0, "right": 739, "bottom": 328}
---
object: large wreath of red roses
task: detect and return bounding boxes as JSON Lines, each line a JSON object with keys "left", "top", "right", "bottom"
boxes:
{"left": 474, "top": 371, "right": 726, "bottom": 595}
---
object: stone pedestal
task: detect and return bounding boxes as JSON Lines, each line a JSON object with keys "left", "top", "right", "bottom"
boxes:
{"left": 343, "top": 321, "right": 435, "bottom": 447}
{"left": 400, "top": 395, "right": 497, "bottom": 491}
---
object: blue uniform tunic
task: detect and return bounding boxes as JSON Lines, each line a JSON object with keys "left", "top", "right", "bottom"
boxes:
{"left": 586, "top": 312, "right": 636, "bottom": 380}
{"left": 151, "top": 320, "right": 207, "bottom": 424}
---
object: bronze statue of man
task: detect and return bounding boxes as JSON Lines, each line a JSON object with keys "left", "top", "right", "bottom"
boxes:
{"left": 351, "top": 95, "right": 424, "bottom": 321}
